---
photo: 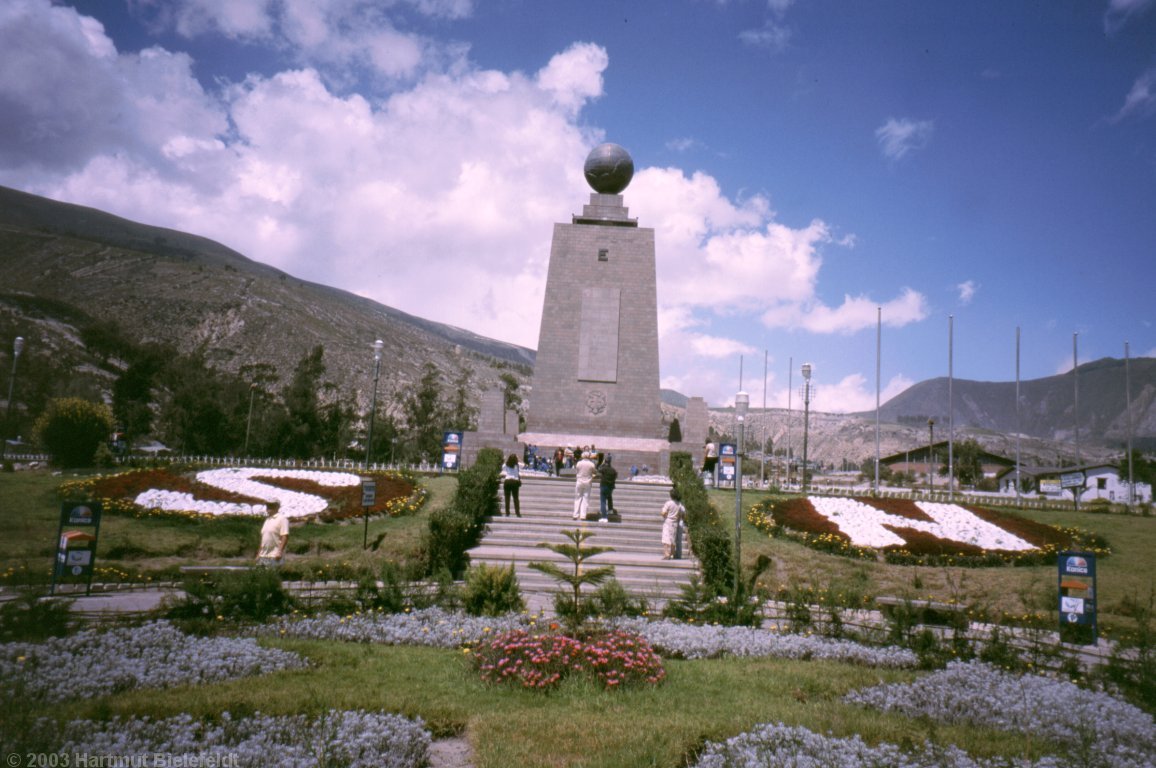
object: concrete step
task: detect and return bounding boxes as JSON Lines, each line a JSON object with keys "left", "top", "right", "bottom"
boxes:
{"left": 470, "top": 475, "right": 697, "bottom": 610}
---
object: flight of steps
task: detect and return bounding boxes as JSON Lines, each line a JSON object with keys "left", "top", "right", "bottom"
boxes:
{"left": 467, "top": 475, "right": 698, "bottom": 613}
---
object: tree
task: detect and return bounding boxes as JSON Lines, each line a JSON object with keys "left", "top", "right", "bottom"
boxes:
{"left": 239, "top": 363, "right": 281, "bottom": 456}
{"left": 112, "top": 342, "right": 171, "bottom": 441}
{"left": 668, "top": 417, "right": 683, "bottom": 443}
{"left": 860, "top": 457, "right": 894, "bottom": 485}
{"left": 273, "top": 345, "right": 327, "bottom": 458}
{"left": 529, "top": 528, "right": 615, "bottom": 635}
{"left": 1118, "top": 450, "right": 1156, "bottom": 488}
{"left": 952, "top": 439, "right": 985, "bottom": 486}
{"left": 34, "top": 397, "right": 113, "bottom": 468}
{"left": 448, "top": 366, "right": 478, "bottom": 431}
{"left": 498, "top": 371, "right": 522, "bottom": 413}
{"left": 401, "top": 362, "right": 447, "bottom": 462}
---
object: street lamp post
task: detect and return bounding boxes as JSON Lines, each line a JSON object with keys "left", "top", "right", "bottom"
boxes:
{"left": 3, "top": 336, "right": 24, "bottom": 460}
{"left": 733, "top": 390, "right": 749, "bottom": 596}
{"left": 927, "top": 418, "right": 936, "bottom": 496}
{"left": 800, "top": 363, "right": 812, "bottom": 493}
{"left": 365, "top": 339, "right": 384, "bottom": 469}
{"left": 243, "top": 383, "right": 257, "bottom": 457}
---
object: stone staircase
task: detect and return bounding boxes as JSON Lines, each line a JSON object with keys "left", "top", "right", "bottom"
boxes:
{"left": 467, "top": 475, "right": 698, "bottom": 613}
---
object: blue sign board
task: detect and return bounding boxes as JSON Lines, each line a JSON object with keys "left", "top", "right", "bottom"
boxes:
{"left": 719, "top": 443, "right": 737, "bottom": 486}
{"left": 1057, "top": 551, "right": 1097, "bottom": 645}
{"left": 52, "top": 501, "right": 103, "bottom": 596}
{"left": 442, "top": 431, "right": 463, "bottom": 470}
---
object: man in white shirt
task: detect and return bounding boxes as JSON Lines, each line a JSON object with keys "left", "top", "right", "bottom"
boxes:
{"left": 256, "top": 502, "right": 289, "bottom": 566}
{"left": 572, "top": 451, "right": 598, "bottom": 520}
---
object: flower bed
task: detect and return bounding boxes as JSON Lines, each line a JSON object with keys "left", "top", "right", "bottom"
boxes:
{"left": 56, "top": 710, "right": 430, "bottom": 768}
{"left": 695, "top": 660, "right": 1154, "bottom": 767}
{"left": 0, "top": 621, "right": 307, "bottom": 702}
{"left": 612, "top": 617, "right": 918, "bottom": 667}
{"left": 844, "top": 660, "right": 1155, "bottom": 768}
{"left": 63, "top": 467, "right": 425, "bottom": 521}
{"left": 470, "top": 628, "right": 666, "bottom": 690}
{"left": 750, "top": 497, "right": 1110, "bottom": 567}
{"left": 263, "top": 606, "right": 538, "bottom": 648}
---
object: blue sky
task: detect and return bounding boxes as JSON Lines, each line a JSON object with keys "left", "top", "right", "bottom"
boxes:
{"left": 1, "top": 0, "right": 1153, "bottom": 411}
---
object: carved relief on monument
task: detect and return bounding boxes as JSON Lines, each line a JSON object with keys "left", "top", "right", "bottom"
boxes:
{"left": 585, "top": 389, "right": 608, "bottom": 417}
{"left": 576, "top": 286, "right": 620, "bottom": 383}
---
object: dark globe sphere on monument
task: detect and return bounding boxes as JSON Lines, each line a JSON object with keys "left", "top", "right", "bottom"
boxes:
{"left": 584, "top": 143, "right": 634, "bottom": 194}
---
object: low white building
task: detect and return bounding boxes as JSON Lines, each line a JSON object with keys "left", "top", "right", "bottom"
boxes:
{"left": 1001, "top": 463, "right": 1151, "bottom": 504}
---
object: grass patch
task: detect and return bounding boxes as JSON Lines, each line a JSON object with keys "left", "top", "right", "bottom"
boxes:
{"left": 717, "top": 488, "right": 1156, "bottom": 637}
{"left": 0, "top": 469, "right": 457, "bottom": 584}
{"left": 39, "top": 639, "right": 1057, "bottom": 768}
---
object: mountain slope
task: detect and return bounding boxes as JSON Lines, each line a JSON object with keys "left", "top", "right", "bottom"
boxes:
{"left": 862, "top": 357, "right": 1156, "bottom": 449}
{"left": 0, "top": 185, "right": 534, "bottom": 411}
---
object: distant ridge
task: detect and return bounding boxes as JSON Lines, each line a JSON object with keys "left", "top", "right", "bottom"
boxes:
{"left": 857, "top": 356, "right": 1156, "bottom": 449}
{"left": 0, "top": 185, "right": 533, "bottom": 412}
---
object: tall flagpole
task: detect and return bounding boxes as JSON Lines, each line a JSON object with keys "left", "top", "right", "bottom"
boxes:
{"left": 1015, "top": 326, "right": 1022, "bottom": 508}
{"left": 787, "top": 356, "right": 793, "bottom": 488}
{"left": 1125, "top": 342, "right": 1134, "bottom": 509}
{"left": 1073, "top": 332, "right": 1081, "bottom": 511}
{"left": 761, "top": 349, "right": 768, "bottom": 488}
{"left": 948, "top": 314, "right": 954, "bottom": 500}
{"left": 875, "top": 306, "right": 881, "bottom": 495}
{"left": 1073, "top": 333, "right": 1080, "bottom": 466}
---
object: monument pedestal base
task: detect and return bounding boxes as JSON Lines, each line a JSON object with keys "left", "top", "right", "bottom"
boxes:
{"left": 518, "top": 432, "right": 670, "bottom": 476}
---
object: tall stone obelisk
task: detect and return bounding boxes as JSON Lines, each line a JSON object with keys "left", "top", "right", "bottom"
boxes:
{"left": 522, "top": 144, "right": 665, "bottom": 461}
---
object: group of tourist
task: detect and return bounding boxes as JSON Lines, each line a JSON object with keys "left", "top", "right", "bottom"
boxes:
{"left": 499, "top": 447, "right": 686, "bottom": 558}
{"left": 255, "top": 447, "right": 687, "bottom": 567}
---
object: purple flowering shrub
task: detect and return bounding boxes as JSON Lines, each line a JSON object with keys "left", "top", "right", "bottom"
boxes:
{"left": 471, "top": 628, "right": 666, "bottom": 691}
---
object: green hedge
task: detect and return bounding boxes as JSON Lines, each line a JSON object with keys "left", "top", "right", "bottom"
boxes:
{"left": 670, "top": 451, "right": 733, "bottom": 594}
{"left": 425, "top": 447, "right": 503, "bottom": 578}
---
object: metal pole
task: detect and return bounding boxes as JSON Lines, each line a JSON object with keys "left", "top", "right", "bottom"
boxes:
{"left": 1073, "top": 332, "right": 1080, "bottom": 511}
{"left": 801, "top": 363, "right": 812, "bottom": 493}
{"left": 761, "top": 349, "right": 767, "bottom": 488}
{"left": 875, "top": 307, "right": 881, "bottom": 495}
{"left": 365, "top": 340, "right": 384, "bottom": 469}
{"left": 1015, "top": 327, "right": 1021, "bottom": 507}
{"left": 787, "top": 357, "right": 793, "bottom": 488}
{"left": 734, "top": 391, "right": 748, "bottom": 596}
{"left": 244, "top": 384, "right": 256, "bottom": 456}
{"left": 948, "top": 315, "right": 954, "bottom": 500}
{"left": 1125, "top": 342, "right": 1134, "bottom": 509}
{"left": 928, "top": 418, "right": 935, "bottom": 496}
{"left": 1073, "top": 332, "right": 1080, "bottom": 466}
{"left": 3, "top": 337, "right": 24, "bottom": 461}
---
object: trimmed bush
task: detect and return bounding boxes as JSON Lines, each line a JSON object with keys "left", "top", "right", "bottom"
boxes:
{"left": 670, "top": 451, "right": 733, "bottom": 594}
{"left": 166, "top": 568, "right": 296, "bottom": 626}
{"left": 425, "top": 447, "right": 503, "bottom": 578}
{"left": 462, "top": 563, "right": 524, "bottom": 616}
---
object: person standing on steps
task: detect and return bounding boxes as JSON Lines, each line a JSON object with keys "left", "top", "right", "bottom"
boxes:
{"left": 702, "top": 439, "right": 718, "bottom": 483}
{"left": 660, "top": 489, "right": 685, "bottom": 560}
{"left": 597, "top": 454, "right": 618, "bottom": 522}
{"left": 499, "top": 454, "right": 522, "bottom": 517}
{"left": 572, "top": 450, "right": 597, "bottom": 520}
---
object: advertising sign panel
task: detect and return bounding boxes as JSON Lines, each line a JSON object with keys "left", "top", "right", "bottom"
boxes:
{"left": 442, "top": 431, "right": 463, "bottom": 470}
{"left": 52, "top": 501, "right": 103, "bottom": 596}
{"left": 1058, "top": 551, "right": 1097, "bottom": 645}
{"left": 719, "top": 443, "right": 737, "bottom": 486}
{"left": 1060, "top": 471, "right": 1086, "bottom": 489}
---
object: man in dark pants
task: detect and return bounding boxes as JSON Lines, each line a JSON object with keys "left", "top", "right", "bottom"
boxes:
{"left": 598, "top": 454, "right": 618, "bottom": 522}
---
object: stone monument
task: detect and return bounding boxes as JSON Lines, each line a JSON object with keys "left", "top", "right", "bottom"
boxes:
{"left": 522, "top": 143, "right": 669, "bottom": 471}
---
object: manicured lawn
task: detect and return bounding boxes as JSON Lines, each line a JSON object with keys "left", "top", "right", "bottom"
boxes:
{"left": 48, "top": 640, "right": 1051, "bottom": 768}
{"left": 715, "top": 487, "right": 1156, "bottom": 636}
{"left": 0, "top": 468, "right": 457, "bottom": 584}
